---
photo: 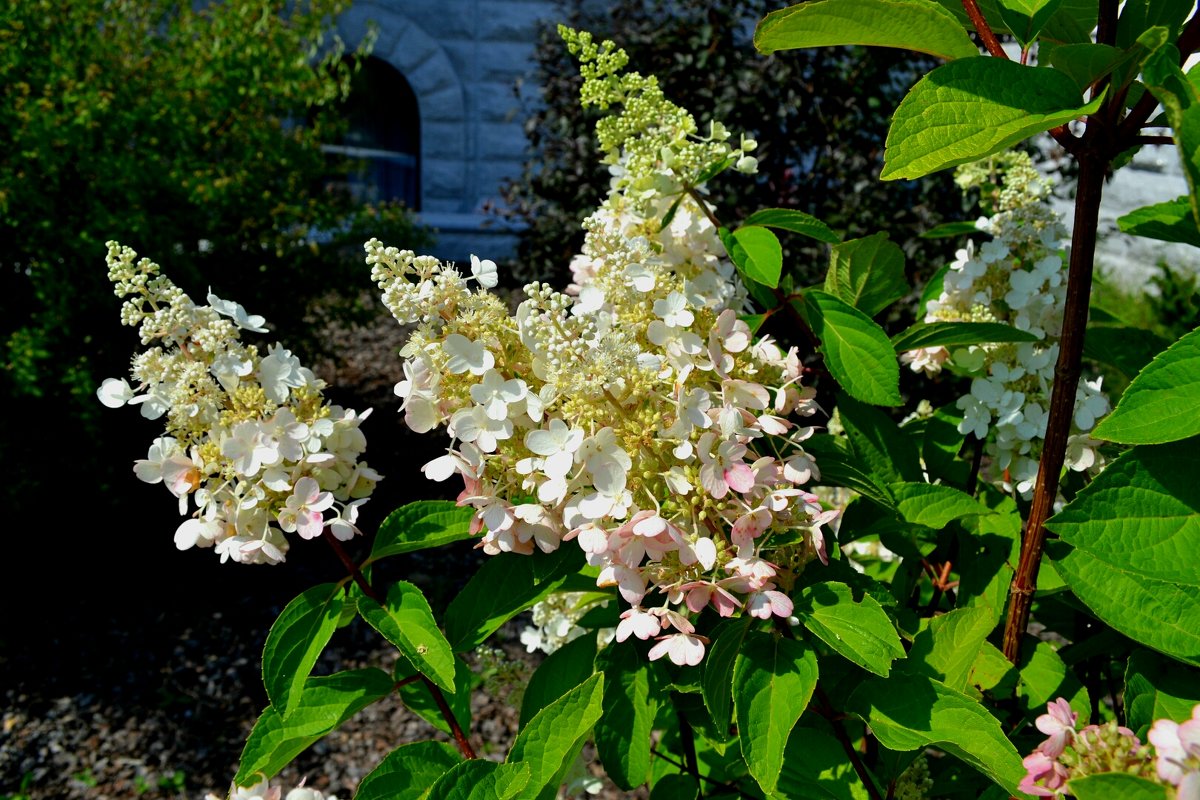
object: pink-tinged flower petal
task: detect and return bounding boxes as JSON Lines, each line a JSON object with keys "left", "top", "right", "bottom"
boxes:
{"left": 648, "top": 633, "right": 706, "bottom": 666}
{"left": 1035, "top": 697, "right": 1077, "bottom": 758}
{"left": 699, "top": 462, "right": 728, "bottom": 499}
{"left": 1151, "top": 719, "right": 1187, "bottom": 785}
{"left": 746, "top": 589, "right": 793, "bottom": 620}
{"left": 615, "top": 608, "right": 660, "bottom": 642}
{"left": 694, "top": 536, "right": 717, "bottom": 570}
{"left": 724, "top": 462, "right": 755, "bottom": 494}
{"left": 731, "top": 508, "right": 772, "bottom": 550}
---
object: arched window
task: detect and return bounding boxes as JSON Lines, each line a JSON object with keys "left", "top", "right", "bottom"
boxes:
{"left": 324, "top": 56, "right": 421, "bottom": 210}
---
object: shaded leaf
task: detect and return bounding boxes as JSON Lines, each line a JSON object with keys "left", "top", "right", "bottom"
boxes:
{"left": 1118, "top": 196, "right": 1200, "bottom": 247}
{"left": 595, "top": 643, "right": 657, "bottom": 789}
{"left": 700, "top": 617, "right": 752, "bottom": 744}
{"left": 837, "top": 393, "right": 923, "bottom": 484}
{"left": 1124, "top": 649, "right": 1200, "bottom": 735}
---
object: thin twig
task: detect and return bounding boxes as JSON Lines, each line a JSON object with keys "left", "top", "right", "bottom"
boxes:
{"left": 650, "top": 747, "right": 749, "bottom": 796}
{"left": 323, "top": 530, "right": 380, "bottom": 602}
{"left": 1133, "top": 135, "right": 1176, "bottom": 147}
{"left": 678, "top": 709, "right": 699, "bottom": 778}
{"left": 961, "top": 0, "right": 1008, "bottom": 59}
{"left": 815, "top": 687, "right": 885, "bottom": 800}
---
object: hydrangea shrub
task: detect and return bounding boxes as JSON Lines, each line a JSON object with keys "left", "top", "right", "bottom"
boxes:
{"left": 100, "top": 3, "right": 1200, "bottom": 798}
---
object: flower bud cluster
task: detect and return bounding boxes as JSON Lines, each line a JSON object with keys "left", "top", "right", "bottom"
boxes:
{"left": 902, "top": 153, "right": 1109, "bottom": 496}
{"left": 99, "top": 242, "right": 380, "bottom": 564}
{"left": 369, "top": 35, "right": 830, "bottom": 666}
{"left": 1020, "top": 697, "right": 1200, "bottom": 797}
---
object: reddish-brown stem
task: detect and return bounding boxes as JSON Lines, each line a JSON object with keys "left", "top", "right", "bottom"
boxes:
{"left": 815, "top": 686, "right": 885, "bottom": 800}
{"left": 322, "top": 531, "right": 477, "bottom": 759}
{"left": 323, "top": 530, "right": 380, "bottom": 602}
{"left": 962, "top": 0, "right": 1008, "bottom": 59}
{"left": 1001, "top": 145, "right": 1107, "bottom": 665}
{"left": 421, "top": 674, "right": 477, "bottom": 759}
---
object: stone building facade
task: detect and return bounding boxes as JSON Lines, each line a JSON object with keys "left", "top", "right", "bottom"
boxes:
{"left": 335, "top": 0, "right": 557, "bottom": 263}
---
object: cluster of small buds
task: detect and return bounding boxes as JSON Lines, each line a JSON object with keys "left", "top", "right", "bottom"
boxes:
{"left": 472, "top": 644, "right": 530, "bottom": 710}
{"left": 369, "top": 33, "right": 831, "bottom": 666}
{"left": 205, "top": 777, "right": 338, "bottom": 800}
{"left": 99, "top": 242, "right": 380, "bottom": 565}
{"left": 893, "top": 754, "right": 933, "bottom": 800}
{"left": 902, "top": 153, "right": 1109, "bottom": 496}
{"left": 1019, "top": 698, "right": 1195, "bottom": 797}
{"left": 519, "top": 592, "right": 613, "bottom": 655}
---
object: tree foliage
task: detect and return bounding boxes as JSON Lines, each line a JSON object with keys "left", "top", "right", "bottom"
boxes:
{"left": 0, "top": 0, "right": 427, "bottom": 520}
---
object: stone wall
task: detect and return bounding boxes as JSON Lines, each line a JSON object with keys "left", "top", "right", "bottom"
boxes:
{"left": 336, "top": 0, "right": 557, "bottom": 263}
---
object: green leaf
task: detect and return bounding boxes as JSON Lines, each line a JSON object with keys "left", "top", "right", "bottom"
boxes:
{"left": 891, "top": 321, "right": 1038, "bottom": 351}
{"left": 508, "top": 673, "right": 605, "bottom": 797}
{"left": 1046, "top": 439, "right": 1200, "bottom": 584}
{"left": 882, "top": 58, "right": 1103, "bottom": 180}
{"left": 920, "top": 403, "right": 971, "bottom": 488}
{"left": 1124, "top": 649, "right": 1200, "bottom": 735}
{"left": 901, "top": 607, "right": 997, "bottom": 692}
{"left": 732, "top": 225, "right": 784, "bottom": 288}
{"left": 846, "top": 673, "right": 1025, "bottom": 794}
{"left": 594, "top": 643, "right": 657, "bottom": 789}
{"left": 395, "top": 659, "right": 472, "bottom": 739}
{"left": 1016, "top": 639, "right": 1089, "bottom": 720}
{"left": 957, "top": 505, "right": 1021, "bottom": 626}
{"left": 1092, "top": 328, "right": 1200, "bottom": 444}
{"left": 775, "top": 726, "right": 874, "bottom": 799}
{"left": 1144, "top": 47, "right": 1200, "bottom": 226}
{"left": 700, "top": 617, "right": 752, "bottom": 744}
{"left": 1118, "top": 196, "right": 1200, "bottom": 247}
{"left": 734, "top": 632, "right": 819, "bottom": 793}
{"left": 920, "top": 220, "right": 982, "bottom": 239}
{"left": 803, "top": 434, "right": 895, "bottom": 506}
{"left": 355, "top": 741, "right": 462, "bottom": 800}
{"left": 796, "top": 582, "right": 906, "bottom": 676}
{"left": 426, "top": 760, "right": 530, "bottom": 800}
{"left": 1069, "top": 773, "right": 1170, "bottom": 800}
{"left": 890, "top": 482, "right": 994, "bottom": 530}
{"left": 995, "top": 0, "right": 1062, "bottom": 46}
{"left": 519, "top": 632, "right": 597, "bottom": 728}
{"left": 262, "top": 583, "right": 345, "bottom": 718}
{"left": 1047, "top": 541, "right": 1200, "bottom": 667}
{"left": 367, "top": 501, "right": 475, "bottom": 564}
{"left": 803, "top": 290, "right": 902, "bottom": 406}
{"left": 755, "top": 0, "right": 981, "bottom": 61}
{"left": 649, "top": 774, "right": 700, "bottom": 799}
{"left": 1083, "top": 324, "right": 1174, "bottom": 380}
{"left": 837, "top": 393, "right": 924, "bottom": 484}
{"left": 1116, "top": 0, "right": 1193, "bottom": 50}
{"left": 824, "top": 233, "right": 908, "bottom": 317}
{"left": 359, "top": 581, "right": 457, "bottom": 694}
{"left": 1049, "top": 43, "right": 1128, "bottom": 92}
{"left": 444, "top": 547, "right": 580, "bottom": 652}
{"left": 235, "top": 668, "right": 394, "bottom": 784}
{"left": 743, "top": 207, "right": 841, "bottom": 244}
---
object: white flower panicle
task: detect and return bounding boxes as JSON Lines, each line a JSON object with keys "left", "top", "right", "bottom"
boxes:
{"left": 99, "top": 242, "right": 380, "bottom": 565}
{"left": 903, "top": 153, "right": 1109, "bottom": 496}
{"left": 369, "top": 31, "right": 831, "bottom": 666}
